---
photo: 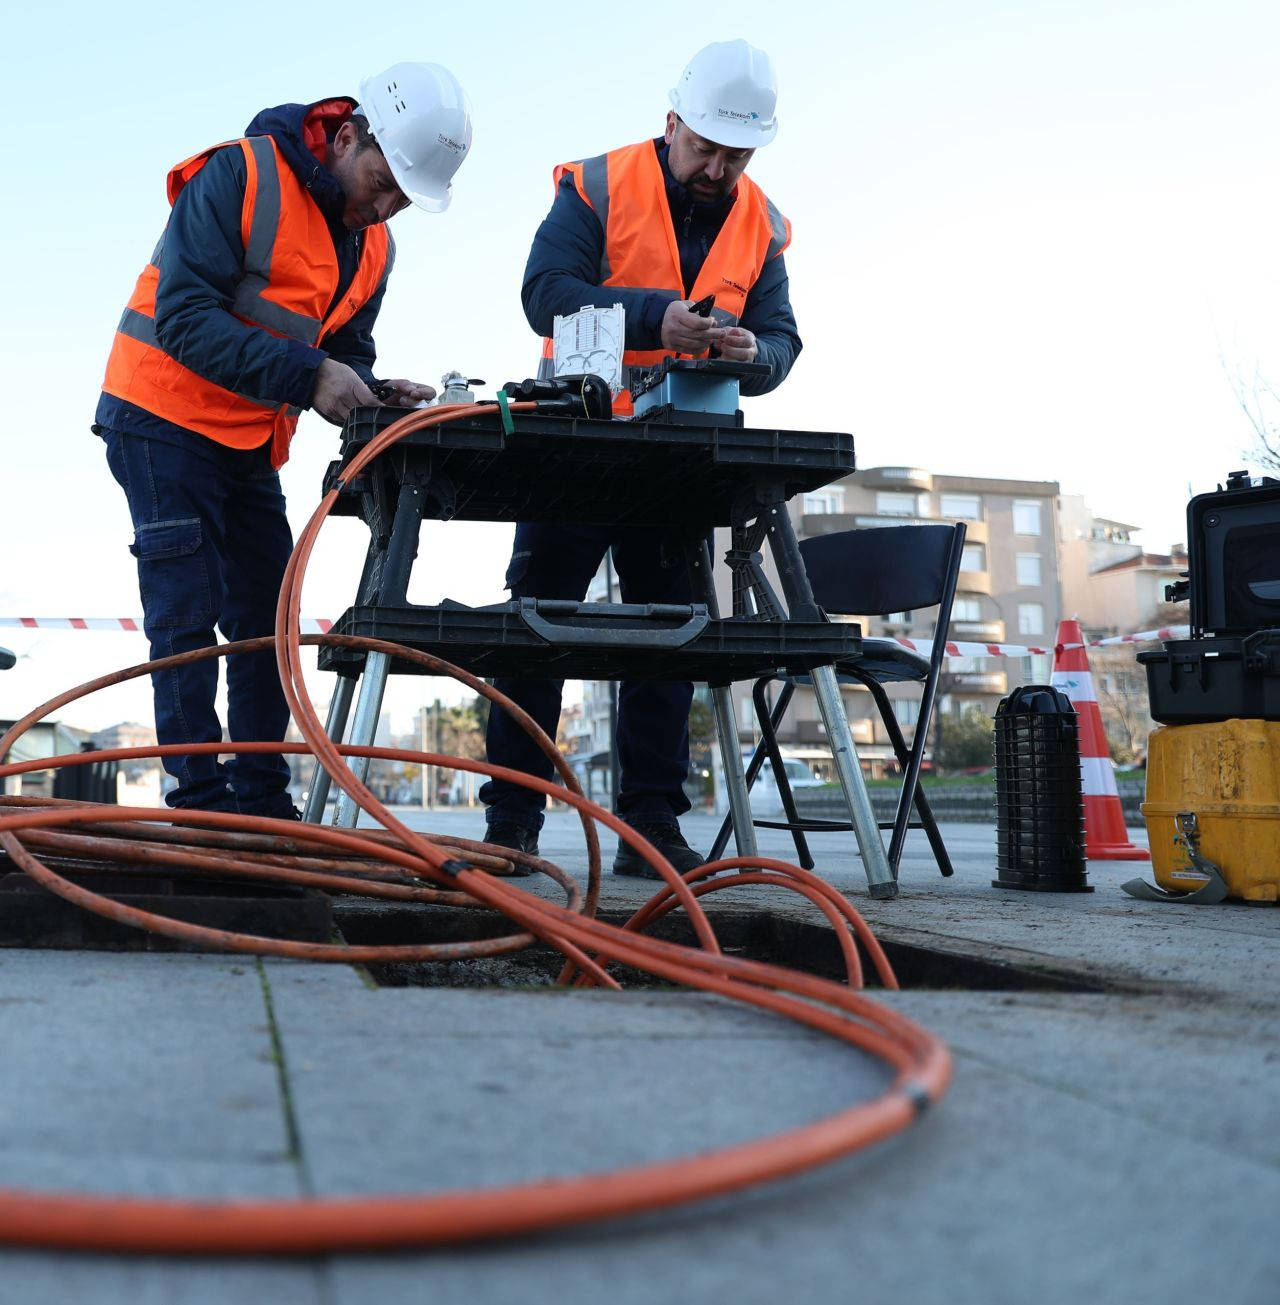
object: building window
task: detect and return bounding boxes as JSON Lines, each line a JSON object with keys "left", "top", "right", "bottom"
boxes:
{"left": 803, "top": 489, "right": 844, "bottom": 514}
{"left": 952, "top": 597, "right": 982, "bottom": 621}
{"left": 893, "top": 699, "right": 920, "bottom": 726}
{"left": 884, "top": 610, "right": 913, "bottom": 625}
{"left": 1013, "top": 500, "right": 1042, "bottom": 536}
{"left": 1018, "top": 603, "right": 1045, "bottom": 636}
{"left": 960, "top": 543, "right": 986, "bottom": 572}
{"left": 1015, "top": 553, "right": 1042, "bottom": 586}
{"left": 876, "top": 491, "right": 918, "bottom": 517}
{"left": 940, "top": 493, "right": 981, "bottom": 520}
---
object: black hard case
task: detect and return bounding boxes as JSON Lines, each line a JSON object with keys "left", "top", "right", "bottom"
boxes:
{"left": 1137, "top": 630, "right": 1280, "bottom": 723}
{"left": 1187, "top": 474, "right": 1280, "bottom": 636}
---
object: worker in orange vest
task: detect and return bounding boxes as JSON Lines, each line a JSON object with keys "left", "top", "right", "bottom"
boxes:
{"left": 481, "top": 40, "right": 802, "bottom": 877}
{"left": 95, "top": 63, "right": 472, "bottom": 818}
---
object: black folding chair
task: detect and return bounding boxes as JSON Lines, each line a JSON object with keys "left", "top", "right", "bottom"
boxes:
{"left": 710, "top": 521, "right": 968, "bottom": 879}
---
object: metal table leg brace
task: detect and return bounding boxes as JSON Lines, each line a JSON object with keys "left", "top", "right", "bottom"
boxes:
{"left": 688, "top": 538, "right": 757, "bottom": 860}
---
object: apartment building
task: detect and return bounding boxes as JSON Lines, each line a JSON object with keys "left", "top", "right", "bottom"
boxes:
{"left": 1058, "top": 491, "right": 1186, "bottom": 636}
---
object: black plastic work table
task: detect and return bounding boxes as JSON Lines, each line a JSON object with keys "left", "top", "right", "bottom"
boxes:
{"left": 322, "top": 407, "right": 855, "bottom": 527}
{"left": 307, "top": 404, "right": 897, "bottom": 896}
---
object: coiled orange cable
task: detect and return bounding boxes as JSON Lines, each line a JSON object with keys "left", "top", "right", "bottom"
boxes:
{"left": 0, "top": 402, "right": 952, "bottom": 1253}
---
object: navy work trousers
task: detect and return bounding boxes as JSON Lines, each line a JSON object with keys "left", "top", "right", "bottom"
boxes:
{"left": 102, "top": 428, "right": 294, "bottom": 814}
{"left": 480, "top": 521, "right": 697, "bottom": 830}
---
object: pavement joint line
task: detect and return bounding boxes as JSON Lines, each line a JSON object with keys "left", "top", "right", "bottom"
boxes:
{"left": 256, "top": 957, "right": 317, "bottom": 1198}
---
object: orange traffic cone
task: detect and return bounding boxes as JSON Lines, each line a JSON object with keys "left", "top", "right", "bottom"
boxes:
{"left": 1051, "top": 619, "right": 1150, "bottom": 861}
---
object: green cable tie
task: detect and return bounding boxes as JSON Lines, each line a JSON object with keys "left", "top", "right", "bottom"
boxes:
{"left": 495, "top": 388, "right": 515, "bottom": 435}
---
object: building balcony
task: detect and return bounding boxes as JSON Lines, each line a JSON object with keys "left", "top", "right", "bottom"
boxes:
{"left": 785, "top": 715, "right": 876, "bottom": 746}
{"left": 800, "top": 512, "right": 936, "bottom": 537}
{"left": 949, "top": 671, "right": 1009, "bottom": 693}
{"left": 957, "top": 569, "right": 992, "bottom": 595}
{"left": 859, "top": 466, "right": 934, "bottom": 491}
{"left": 949, "top": 618, "right": 1005, "bottom": 642}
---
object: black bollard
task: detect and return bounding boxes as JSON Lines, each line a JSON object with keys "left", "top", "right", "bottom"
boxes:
{"left": 992, "top": 685, "right": 1093, "bottom": 892}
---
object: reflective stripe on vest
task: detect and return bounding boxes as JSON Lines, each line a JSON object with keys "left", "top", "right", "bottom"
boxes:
{"left": 540, "top": 140, "right": 791, "bottom": 415}
{"left": 102, "top": 135, "right": 389, "bottom": 467}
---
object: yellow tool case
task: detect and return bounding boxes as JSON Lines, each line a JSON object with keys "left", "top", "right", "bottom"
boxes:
{"left": 1141, "top": 720, "right": 1280, "bottom": 903}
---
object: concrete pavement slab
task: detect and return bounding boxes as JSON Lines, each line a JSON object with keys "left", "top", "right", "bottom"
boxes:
{"left": 0, "top": 951, "right": 295, "bottom": 1181}
{"left": 293, "top": 987, "right": 1279, "bottom": 1305}
{"left": 265, "top": 983, "right": 894, "bottom": 1195}
{"left": 1, "top": 808, "right": 1276, "bottom": 1303}
{"left": 0, "top": 951, "right": 321, "bottom": 1303}
{"left": 0, "top": 1252, "right": 327, "bottom": 1305}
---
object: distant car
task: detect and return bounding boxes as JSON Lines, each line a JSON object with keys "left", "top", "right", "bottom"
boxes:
{"left": 780, "top": 757, "right": 825, "bottom": 788}
{"left": 738, "top": 754, "right": 826, "bottom": 816}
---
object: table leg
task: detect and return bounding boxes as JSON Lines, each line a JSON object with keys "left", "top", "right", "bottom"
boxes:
{"left": 332, "top": 651, "right": 393, "bottom": 828}
{"left": 302, "top": 673, "right": 356, "bottom": 823}
{"left": 326, "top": 480, "right": 426, "bottom": 829}
{"left": 689, "top": 537, "right": 757, "bottom": 859}
{"left": 810, "top": 664, "right": 897, "bottom": 898}
{"left": 711, "top": 684, "right": 758, "bottom": 859}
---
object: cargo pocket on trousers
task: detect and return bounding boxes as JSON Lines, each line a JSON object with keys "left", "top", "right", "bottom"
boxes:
{"left": 130, "top": 518, "right": 214, "bottom": 629}
{"left": 504, "top": 549, "right": 533, "bottom": 594}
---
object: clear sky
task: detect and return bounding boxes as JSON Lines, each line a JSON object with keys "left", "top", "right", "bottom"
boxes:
{"left": 4, "top": 0, "right": 1280, "bottom": 733}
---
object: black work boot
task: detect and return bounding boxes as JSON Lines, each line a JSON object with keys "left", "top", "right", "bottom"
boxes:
{"left": 483, "top": 821, "right": 540, "bottom": 876}
{"left": 240, "top": 794, "right": 302, "bottom": 821}
{"left": 612, "top": 822, "right": 705, "bottom": 879}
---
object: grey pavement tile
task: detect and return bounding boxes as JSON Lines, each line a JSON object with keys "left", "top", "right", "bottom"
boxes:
{"left": 0, "top": 1252, "right": 327, "bottom": 1305}
{"left": 267, "top": 985, "right": 895, "bottom": 1195}
{"left": 315, "top": 1058, "right": 1280, "bottom": 1305}
{"left": 0, "top": 952, "right": 292, "bottom": 1169}
{"left": 1, "top": 811, "right": 1275, "bottom": 1304}
{"left": 885, "top": 990, "right": 1280, "bottom": 1163}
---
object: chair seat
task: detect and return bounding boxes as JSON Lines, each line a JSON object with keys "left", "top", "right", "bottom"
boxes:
{"left": 778, "top": 640, "right": 930, "bottom": 689}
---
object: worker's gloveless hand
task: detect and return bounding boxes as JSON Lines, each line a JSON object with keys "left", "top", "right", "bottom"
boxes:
{"left": 374, "top": 378, "right": 438, "bottom": 407}
{"left": 311, "top": 359, "right": 377, "bottom": 425}
{"left": 661, "top": 299, "right": 722, "bottom": 355}
{"left": 716, "top": 326, "right": 758, "bottom": 363}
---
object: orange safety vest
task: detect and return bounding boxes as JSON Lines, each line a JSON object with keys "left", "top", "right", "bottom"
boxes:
{"left": 102, "top": 135, "right": 390, "bottom": 468}
{"left": 538, "top": 140, "right": 791, "bottom": 415}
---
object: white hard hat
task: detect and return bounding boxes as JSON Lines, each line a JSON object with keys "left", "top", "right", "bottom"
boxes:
{"left": 356, "top": 62, "right": 473, "bottom": 213}
{"left": 668, "top": 39, "right": 778, "bottom": 149}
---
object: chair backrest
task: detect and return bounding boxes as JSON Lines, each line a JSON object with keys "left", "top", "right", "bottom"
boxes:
{"left": 797, "top": 523, "right": 966, "bottom": 617}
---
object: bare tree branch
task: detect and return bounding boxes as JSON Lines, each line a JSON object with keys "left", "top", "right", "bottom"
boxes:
{"left": 1218, "top": 341, "right": 1280, "bottom": 471}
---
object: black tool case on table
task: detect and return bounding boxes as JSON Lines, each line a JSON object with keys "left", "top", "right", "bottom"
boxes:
{"left": 1186, "top": 470, "right": 1280, "bottom": 636}
{"left": 1138, "top": 630, "right": 1280, "bottom": 723}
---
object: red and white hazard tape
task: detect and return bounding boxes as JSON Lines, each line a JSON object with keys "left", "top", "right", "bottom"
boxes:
{"left": 883, "top": 625, "right": 1190, "bottom": 660}
{"left": 0, "top": 617, "right": 334, "bottom": 634}
{"left": 1091, "top": 625, "right": 1188, "bottom": 645}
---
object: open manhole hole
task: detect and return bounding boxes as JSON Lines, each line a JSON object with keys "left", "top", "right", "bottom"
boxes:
{"left": 334, "top": 901, "right": 1105, "bottom": 994}
{"left": 0, "top": 869, "right": 1106, "bottom": 993}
